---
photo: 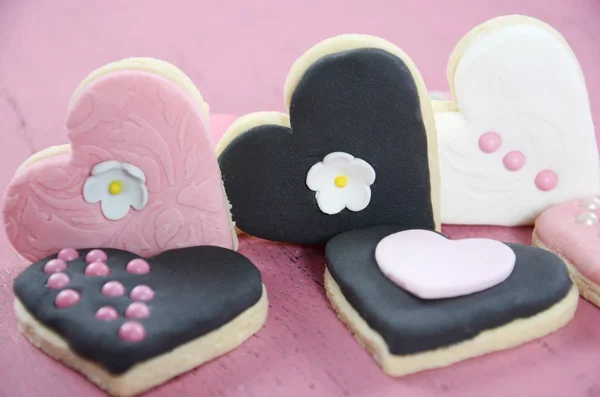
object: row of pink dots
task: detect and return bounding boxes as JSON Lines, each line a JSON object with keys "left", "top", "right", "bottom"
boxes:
{"left": 478, "top": 132, "right": 557, "bottom": 191}
{"left": 45, "top": 248, "right": 153, "bottom": 343}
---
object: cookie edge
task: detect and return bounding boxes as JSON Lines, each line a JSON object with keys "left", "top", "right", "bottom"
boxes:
{"left": 13, "top": 284, "right": 268, "bottom": 397}
{"left": 324, "top": 267, "right": 577, "bottom": 376}
{"left": 533, "top": 231, "right": 600, "bottom": 308}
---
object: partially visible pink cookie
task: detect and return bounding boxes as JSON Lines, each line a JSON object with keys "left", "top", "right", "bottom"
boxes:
{"left": 2, "top": 58, "right": 237, "bottom": 262}
{"left": 533, "top": 196, "right": 600, "bottom": 307}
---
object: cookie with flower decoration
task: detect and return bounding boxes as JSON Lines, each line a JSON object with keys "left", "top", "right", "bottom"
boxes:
{"left": 13, "top": 246, "right": 267, "bottom": 397}
{"left": 216, "top": 34, "right": 441, "bottom": 245}
{"left": 2, "top": 58, "right": 238, "bottom": 262}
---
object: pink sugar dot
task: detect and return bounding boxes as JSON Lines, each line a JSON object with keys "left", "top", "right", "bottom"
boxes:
{"left": 119, "top": 321, "right": 146, "bottom": 343}
{"left": 55, "top": 289, "right": 80, "bottom": 309}
{"left": 86, "top": 249, "right": 108, "bottom": 264}
{"left": 125, "top": 302, "right": 150, "bottom": 319}
{"left": 126, "top": 259, "right": 151, "bottom": 275}
{"left": 503, "top": 151, "right": 526, "bottom": 171}
{"left": 535, "top": 170, "right": 558, "bottom": 191}
{"left": 102, "top": 281, "right": 126, "bottom": 297}
{"left": 130, "top": 285, "right": 155, "bottom": 301}
{"left": 95, "top": 306, "right": 119, "bottom": 321}
{"left": 85, "top": 262, "right": 111, "bottom": 277}
{"left": 44, "top": 259, "right": 67, "bottom": 274}
{"left": 478, "top": 132, "right": 501, "bottom": 153}
{"left": 57, "top": 248, "right": 79, "bottom": 262}
{"left": 46, "top": 273, "right": 70, "bottom": 289}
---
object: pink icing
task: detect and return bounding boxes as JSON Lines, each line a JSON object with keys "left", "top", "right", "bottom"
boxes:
{"left": 478, "top": 132, "right": 501, "bottom": 153}
{"left": 2, "top": 70, "right": 235, "bottom": 263}
{"left": 125, "top": 302, "right": 150, "bottom": 319}
{"left": 85, "top": 249, "right": 107, "bottom": 263}
{"left": 119, "top": 321, "right": 146, "bottom": 342}
{"left": 46, "top": 273, "right": 70, "bottom": 289}
{"left": 95, "top": 306, "right": 118, "bottom": 321}
{"left": 503, "top": 151, "right": 525, "bottom": 171}
{"left": 534, "top": 197, "right": 600, "bottom": 284}
{"left": 126, "top": 258, "right": 150, "bottom": 275}
{"left": 130, "top": 285, "right": 154, "bottom": 301}
{"left": 44, "top": 259, "right": 67, "bottom": 274}
{"left": 55, "top": 289, "right": 81, "bottom": 308}
{"left": 57, "top": 248, "right": 79, "bottom": 261}
{"left": 101, "top": 281, "right": 125, "bottom": 297}
{"left": 84, "top": 262, "right": 110, "bottom": 276}
{"left": 535, "top": 170, "right": 558, "bottom": 191}
{"left": 374, "top": 229, "right": 516, "bottom": 299}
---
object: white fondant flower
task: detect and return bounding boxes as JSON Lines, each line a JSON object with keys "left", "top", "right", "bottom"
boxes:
{"left": 83, "top": 161, "right": 149, "bottom": 220}
{"left": 306, "top": 152, "right": 376, "bottom": 215}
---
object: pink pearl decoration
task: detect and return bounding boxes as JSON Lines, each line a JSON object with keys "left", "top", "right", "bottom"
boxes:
{"left": 46, "top": 273, "right": 70, "bottom": 289}
{"left": 44, "top": 259, "right": 67, "bottom": 274}
{"left": 57, "top": 248, "right": 79, "bottom": 261}
{"left": 86, "top": 249, "right": 108, "bottom": 263}
{"left": 55, "top": 289, "right": 80, "bottom": 309}
{"left": 503, "top": 151, "right": 526, "bottom": 171}
{"left": 535, "top": 170, "right": 558, "bottom": 191}
{"left": 85, "top": 262, "right": 110, "bottom": 277}
{"left": 119, "top": 321, "right": 146, "bottom": 343}
{"left": 95, "top": 306, "right": 118, "bottom": 321}
{"left": 126, "top": 259, "right": 151, "bottom": 275}
{"left": 101, "top": 281, "right": 126, "bottom": 297}
{"left": 478, "top": 132, "right": 501, "bottom": 153}
{"left": 125, "top": 302, "right": 150, "bottom": 319}
{"left": 130, "top": 285, "right": 155, "bottom": 301}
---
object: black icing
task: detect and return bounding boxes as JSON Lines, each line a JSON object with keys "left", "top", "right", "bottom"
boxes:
{"left": 13, "top": 247, "right": 263, "bottom": 374}
{"left": 218, "top": 48, "right": 434, "bottom": 245}
{"left": 325, "top": 225, "right": 573, "bottom": 355}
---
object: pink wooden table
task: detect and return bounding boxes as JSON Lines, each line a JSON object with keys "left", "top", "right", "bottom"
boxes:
{"left": 2, "top": 1, "right": 600, "bottom": 396}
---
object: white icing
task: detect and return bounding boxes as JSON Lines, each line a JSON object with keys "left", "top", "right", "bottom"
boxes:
{"left": 575, "top": 211, "right": 598, "bottom": 226}
{"left": 83, "top": 161, "right": 149, "bottom": 220}
{"left": 436, "top": 22, "right": 600, "bottom": 226}
{"left": 306, "top": 152, "right": 375, "bottom": 215}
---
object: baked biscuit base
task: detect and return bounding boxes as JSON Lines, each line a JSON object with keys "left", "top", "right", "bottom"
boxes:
{"left": 533, "top": 232, "right": 600, "bottom": 308}
{"left": 324, "top": 268, "right": 577, "bottom": 376}
{"left": 14, "top": 285, "right": 268, "bottom": 397}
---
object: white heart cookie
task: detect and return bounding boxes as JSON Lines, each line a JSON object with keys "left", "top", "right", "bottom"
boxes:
{"left": 434, "top": 15, "right": 600, "bottom": 226}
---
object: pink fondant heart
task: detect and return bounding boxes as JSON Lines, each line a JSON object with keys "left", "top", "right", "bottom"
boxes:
{"left": 2, "top": 68, "right": 235, "bottom": 262}
{"left": 375, "top": 230, "right": 515, "bottom": 299}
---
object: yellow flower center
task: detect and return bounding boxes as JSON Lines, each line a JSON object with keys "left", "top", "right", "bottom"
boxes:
{"left": 334, "top": 175, "right": 348, "bottom": 188}
{"left": 108, "top": 180, "right": 124, "bottom": 195}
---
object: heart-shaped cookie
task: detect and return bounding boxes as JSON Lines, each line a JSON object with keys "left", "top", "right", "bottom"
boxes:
{"left": 216, "top": 34, "right": 440, "bottom": 245}
{"left": 3, "top": 58, "right": 237, "bottom": 262}
{"left": 375, "top": 229, "right": 515, "bottom": 299}
{"left": 533, "top": 196, "right": 600, "bottom": 308}
{"left": 434, "top": 15, "right": 600, "bottom": 226}
{"left": 325, "top": 224, "right": 577, "bottom": 376}
{"left": 13, "top": 246, "right": 267, "bottom": 397}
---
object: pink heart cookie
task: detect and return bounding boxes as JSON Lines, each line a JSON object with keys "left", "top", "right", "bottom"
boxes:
{"left": 375, "top": 229, "right": 515, "bottom": 299}
{"left": 533, "top": 197, "right": 600, "bottom": 307}
{"left": 2, "top": 59, "right": 237, "bottom": 262}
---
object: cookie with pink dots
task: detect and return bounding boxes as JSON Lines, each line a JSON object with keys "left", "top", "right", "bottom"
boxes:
{"left": 533, "top": 197, "right": 600, "bottom": 308}
{"left": 2, "top": 58, "right": 237, "bottom": 263}
{"left": 13, "top": 247, "right": 267, "bottom": 397}
{"left": 434, "top": 15, "right": 600, "bottom": 226}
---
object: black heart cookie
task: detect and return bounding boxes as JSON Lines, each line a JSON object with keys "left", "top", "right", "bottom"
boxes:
{"left": 13, "top": 246, "right": 267, "bottom": 397}
{"left": 217, "top": 35, "right": 440, "bottom": 245}
{"left": 325, "top": 225, "right": 577, "bottom": 376}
